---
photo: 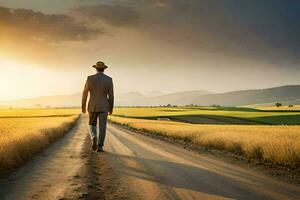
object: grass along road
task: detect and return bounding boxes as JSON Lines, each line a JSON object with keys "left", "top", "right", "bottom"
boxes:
{"left": 0, "top": 109, "right": 80, "bottom": 172}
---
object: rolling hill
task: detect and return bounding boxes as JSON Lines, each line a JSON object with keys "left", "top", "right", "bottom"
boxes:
{"left": 0, "top": 85, "right": 299, "bottom": 107}
{"left": 190, "top": 85, "right": 300, "bottom": 107}
{"left": 118, "top": 90, "right": 212, "bottom": 106}
{"left": 116, "top": 85, "right": 300, "bottom": 106}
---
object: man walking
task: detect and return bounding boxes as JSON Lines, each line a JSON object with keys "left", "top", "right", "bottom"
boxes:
{"left": 82, "top": 61, "right": 114, "bottom": 152}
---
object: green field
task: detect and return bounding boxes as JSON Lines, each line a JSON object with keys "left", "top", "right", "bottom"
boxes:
{"left": 113, "top": 107, "right": 300, "bottom": 125}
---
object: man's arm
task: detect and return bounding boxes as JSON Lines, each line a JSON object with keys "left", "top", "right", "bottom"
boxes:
{"left": 108, "top": 79, "right": 114, "bottom": 115}
{"left": 82, "top": 78, "right": 89, "bottom": 113}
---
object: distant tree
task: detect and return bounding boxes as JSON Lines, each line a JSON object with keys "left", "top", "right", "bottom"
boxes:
{"left": 275, "top": 102, "right": 282, "bottom": 107}
{"left": 167, "top": 104, "right": 172, "bottom": 107}
{"left": 211, "top": 104, "right": 221, "bottom": 108}
{"left": 289, "top": 105, "right": 294, "bottom": 108}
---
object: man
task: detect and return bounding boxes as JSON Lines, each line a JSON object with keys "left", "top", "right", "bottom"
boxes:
{"left": 82, "top": 61, "right": 114, "bottom": 152}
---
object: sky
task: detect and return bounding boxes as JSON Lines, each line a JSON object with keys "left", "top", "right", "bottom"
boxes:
{"left": 0, "top": 0, "right": 300, "bottom": 100}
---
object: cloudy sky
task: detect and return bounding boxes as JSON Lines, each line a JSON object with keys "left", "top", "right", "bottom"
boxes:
{"left": 0, "top": 0, "right": 300, "bottom": 100}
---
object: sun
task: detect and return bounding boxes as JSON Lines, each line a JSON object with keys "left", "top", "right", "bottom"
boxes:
{"left": 0, "top": 58, "right": 17, "bottom": 68}
{"left": 0, "top": 58, "right": 80, "bottom": 101}
{"left": 0, "top": 58, "right": 43, "bottom": 101}
{"left": 0, "top": 59, "right": 24, "bottom": 100}
{"left": 0, "top": 58, "right": 23, "bottom": 77}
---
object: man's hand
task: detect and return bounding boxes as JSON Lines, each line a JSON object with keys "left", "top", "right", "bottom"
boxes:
{"left": 82, "top": 108, "right": 86, "bottom": 114}
{"left": 108, "top": 111, "right": 113, "bottom": 115}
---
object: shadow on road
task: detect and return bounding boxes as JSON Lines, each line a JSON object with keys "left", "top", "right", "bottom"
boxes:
{"left": 103, "top": 152, "right": 272, "bottom": 200}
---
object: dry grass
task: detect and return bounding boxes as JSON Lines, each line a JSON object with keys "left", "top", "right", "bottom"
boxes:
{"left": 109, "top": 116, "right": 300, "bottom": 169}
{"left": 0, "top": 109, "right": 80, "bottom": 172}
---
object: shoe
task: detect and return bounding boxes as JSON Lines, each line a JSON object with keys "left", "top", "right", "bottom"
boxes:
{"left": 97, "top": 146, "right": 104, "bottom": 152}
{"left": 92, "top": 137, "right": 97, "bottom": 151}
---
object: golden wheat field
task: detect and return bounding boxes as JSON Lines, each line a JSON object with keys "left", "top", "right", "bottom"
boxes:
{"left": 0, "top": 108, "right": 80, "bottom": 117}
{"left": 0, "top": 109, "right": 80, "bottom": 171}
{"left": 109, "top": 116, "right": 300, "bottom": 168}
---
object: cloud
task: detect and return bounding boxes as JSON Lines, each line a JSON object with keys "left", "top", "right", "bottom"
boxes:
{"left": 0, "top": 6, "right": 102, "bottom": 42}
{"left": 2, "top": 1, "right": 300, "bottom": 70}
{"left": 128, "top": 0, "right": 300, "bottom": 65}
{"left": 153, "top": 0, "right": 169, "bottom": 7}
{"left": 74, "top": 4, "right": 140, "bottom": 27}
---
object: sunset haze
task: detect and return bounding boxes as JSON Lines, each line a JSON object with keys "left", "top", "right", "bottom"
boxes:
{"left": 1, "top": 0, "right": 300, "bottom": 100}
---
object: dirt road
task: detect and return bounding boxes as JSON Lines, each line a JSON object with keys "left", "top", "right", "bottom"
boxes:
{"left": 1, "top": 115, "right": 300, "bottom": 200}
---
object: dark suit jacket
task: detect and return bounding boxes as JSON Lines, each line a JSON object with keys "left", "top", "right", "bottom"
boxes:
{"left": 82, "top": 72, "right": 114, "bottom": 113}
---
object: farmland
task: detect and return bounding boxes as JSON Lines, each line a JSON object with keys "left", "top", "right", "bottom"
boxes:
{"left": 0, "top": 108, "right": 80, "bottom": 118}
{"left": 0, "top": 108, "right": 80, "bottom": 172}
{"left": 113, "top": 106, "right": 300, "bottom": 125}
{"left": 110, "top": 107, "right": 300, "bottom": 169}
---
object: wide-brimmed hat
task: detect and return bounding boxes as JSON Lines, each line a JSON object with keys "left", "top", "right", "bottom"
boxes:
{"left": 93, "top": 61, "right": 108, "bottom": 69}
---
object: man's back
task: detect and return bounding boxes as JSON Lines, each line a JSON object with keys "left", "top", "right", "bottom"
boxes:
{"left": 82, "top": 61, "right": 113, "bottom": 152}
{"left": 82, "top": 72, "right": 114, "bottom": 113}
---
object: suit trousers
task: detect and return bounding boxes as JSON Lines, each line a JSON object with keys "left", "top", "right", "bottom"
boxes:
{"left": 88, "top": 112, "right": 108, "bottom": 147}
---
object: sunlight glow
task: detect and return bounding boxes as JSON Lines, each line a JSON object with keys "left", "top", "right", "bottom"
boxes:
{"left": 0, "top": 58, "right": 82, "bottom": 101}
